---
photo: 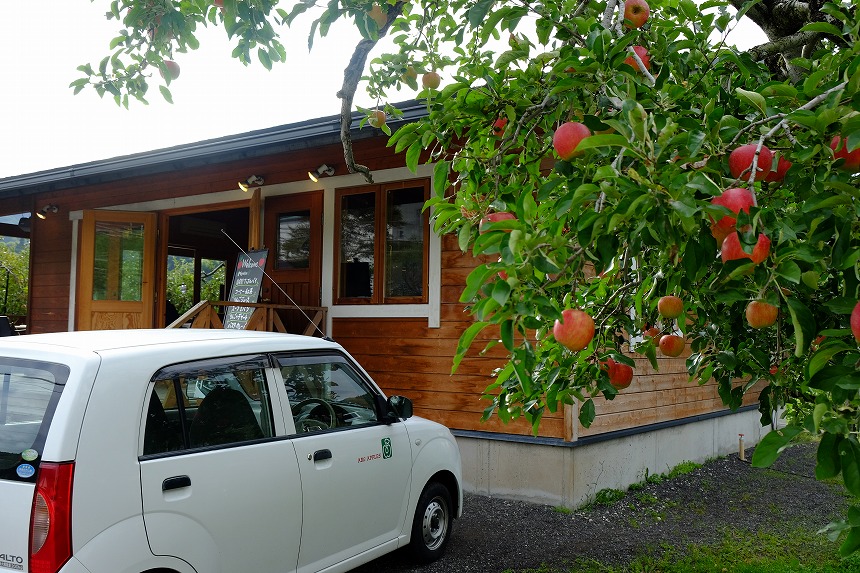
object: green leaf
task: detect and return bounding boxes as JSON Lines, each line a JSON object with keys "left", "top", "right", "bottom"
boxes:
{"left": 798, "top": 22, "right": 842, "bottom": 36}
{"left": 466, "top": 0, "right": 495, "bottom": 28}
{"left": 491, "top": 279, "right": 511, "bottom": 307}
{"left": 501, "top": 319, "right": 514, "bottom": 352}
{"left": 839, "top": 438, "right": 860, "bottom": 496}
{"left": 786, "top": 298, "right": 816, "bottom": 357}
{"left": 574, "top": 134, "right": 631, "bottom": 152}
{"left": 460, "top": 265, "right": 497, "bottom": 302}
{"left": 735, "top": 87, "right": 767, "bottom": 115}
{"left": 775, "top": 260, "right": 801, "bottom": 283}
{"left": 159, "top": 85, "right": 173, "bottom": 104}
{"left": 751, "top": 427, "right": 803, "bottom": 467}
{"left": 452, "top": 322, "right": 489, "bottom": 374}
{"left": 578, "top": 399, "right": 595, "bottom": 428}
{"left": 433, "top": 161, "right": 450, "bottom": 197}
{"left": 839, "top": 526, "right": 860, "bottom": 557}
{"left": 405, "top": 140, "right": 422, "bottom": 173}
{"left": 808, "top": 342, "right": 852, "bottom": 378}
{"left": 816, "top": 432, "right": 842, "bottom": 480}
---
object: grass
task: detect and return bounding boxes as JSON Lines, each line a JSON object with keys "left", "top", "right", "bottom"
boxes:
{"left": 503, "top": 528, "right": 860, "bottom": 573}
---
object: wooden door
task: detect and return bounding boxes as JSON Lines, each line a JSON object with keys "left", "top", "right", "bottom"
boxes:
{"left": 78, "top": 210, "right": 157, "bottom": 330}
{"left": 263, "top": 192, "right": 322, "bottom": 332}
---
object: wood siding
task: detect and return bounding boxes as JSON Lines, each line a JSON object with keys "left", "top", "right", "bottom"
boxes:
{"left": 336, "top": 232, "right": 759, "bottom": 440}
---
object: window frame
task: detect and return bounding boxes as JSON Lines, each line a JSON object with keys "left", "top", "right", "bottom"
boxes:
{"left": 333, "top": 179, "right": 430, "bottom": 305}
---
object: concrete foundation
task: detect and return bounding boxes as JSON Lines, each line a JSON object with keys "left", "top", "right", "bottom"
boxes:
{"left": 454, "top": 406, "right": 770, "bottom": 508}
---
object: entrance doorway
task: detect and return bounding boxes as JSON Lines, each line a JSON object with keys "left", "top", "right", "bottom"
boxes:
{"left": 161, "top": 206, "right": 249, "bottom": 326}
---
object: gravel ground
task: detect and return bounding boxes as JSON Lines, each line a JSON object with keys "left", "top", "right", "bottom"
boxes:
{"left": 351, "top": 441, "right": 849, "bottom": 573}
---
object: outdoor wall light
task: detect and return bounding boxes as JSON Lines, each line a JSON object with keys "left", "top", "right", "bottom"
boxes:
{"left": 308, "top": 164, "right": 335, "bottom": 182}
{"left": 238, "top": 175, "right": 264, "bottom": 192}
{"left": 36, "top": 205, "right": 58, "bottom": 220}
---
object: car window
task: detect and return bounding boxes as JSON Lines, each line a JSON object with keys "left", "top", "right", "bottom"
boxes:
{"left": 277, "top": 354, "right": 378, "bottom": 433}
{"left": 143, "top": 355, "right": 275, "bottom": 455}
{"left": 0, "top": 358, "right": 69, "bottom": 482}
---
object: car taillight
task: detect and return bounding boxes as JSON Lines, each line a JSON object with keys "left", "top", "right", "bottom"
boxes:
{"left": 29, "top": 462, "right": 74, "bottom": 573}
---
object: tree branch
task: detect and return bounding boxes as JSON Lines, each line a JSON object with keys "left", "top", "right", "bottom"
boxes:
{"left": 747, "top": 30, "right": 821, "bottom": 61}
{"left": 337, "top": 3, "right": 406, "bottom": 183}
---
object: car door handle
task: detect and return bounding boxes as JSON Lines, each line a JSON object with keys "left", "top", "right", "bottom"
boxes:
{"left": 162, "top": 475, "right": 191, "bottom": 491}
{"left": 313, "top": 449, "right": 332, "bottom": 462}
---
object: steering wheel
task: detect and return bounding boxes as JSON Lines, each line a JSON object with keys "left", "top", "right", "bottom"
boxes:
{"left": 291, "top": 398, "right": 336, "bottom": 432}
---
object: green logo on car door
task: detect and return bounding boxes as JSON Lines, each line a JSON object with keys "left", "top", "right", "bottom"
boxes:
{"left": 381, "top": 437, "right": 392, "bottom": 459}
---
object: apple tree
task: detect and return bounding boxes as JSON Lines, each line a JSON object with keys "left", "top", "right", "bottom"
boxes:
{"left": 82, "top": 0, "right": 860, "bottom": 553}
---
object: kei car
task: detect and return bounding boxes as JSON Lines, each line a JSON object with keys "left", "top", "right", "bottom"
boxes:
{"left": 0, "top": 329, "right": 462, "bottom": 573}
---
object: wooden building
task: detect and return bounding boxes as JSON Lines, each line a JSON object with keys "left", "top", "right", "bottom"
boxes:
{"left": 0, "top": 102, "right": 766, "bottom": 506}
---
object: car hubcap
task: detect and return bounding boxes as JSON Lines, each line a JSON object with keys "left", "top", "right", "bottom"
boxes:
{"left": 421, "top": 497, "right": 448, "bottom": 550}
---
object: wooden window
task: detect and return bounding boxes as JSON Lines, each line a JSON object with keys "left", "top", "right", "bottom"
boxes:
{"left": 334, "top": 180, "right": 429, "bottom": 305}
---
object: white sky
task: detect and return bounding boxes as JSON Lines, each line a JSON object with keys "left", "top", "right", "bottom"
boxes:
{"left": 0, "top": 2, "right": 766, "bottom": 180}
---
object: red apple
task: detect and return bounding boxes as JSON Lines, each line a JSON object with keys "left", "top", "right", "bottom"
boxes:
{"left": 764, "top": 156, "right": 792, "bottom": 182}
{"left": 368, "top": 109, "right": 386, "bottom": 128}
{"left": 746, "top": 300, "right": 778, "bottom": 328}
{"left": 658, "top": 334, "right": 685, "bottom": 357}
{"left": 492, "top": 117, "right": 508, "bottom": 136}
{"left": 623, "top": 46, "right": 650, "bottom": 72}
{"left": 710, "top": 187, "right": 755, "bottom": 244}
{"left": 643, "top": 325, "right": 661, "bottom": 341}
{"left": 729, "top": 144, "right": 773, "bottom": 181}
{"left": 553, "top": 309, "right": 595, "bottom": 352}
{"left": 602, "top": 358, "right": 634, "bottom": 389}
{"left": 657, "top": 295, "right": 684, "bottom": 319}
{"left": 553, "top": 121, "right": 591, "bottom": 160}
{"left": 479, "top": 211, "right": 516, "bottom": 234}
{"left": 160, "top": 60, "right": 180, "bottom": 81}
{"left": 769, "top": 364, "right": 780, "bottom": 375}
{"left": 623, "top": 0, "right": 650, "bottom": 29}
{"left": 422, "top": 71, "right": 441, "bottom": 90}
{"left": 830, "top": 136, "right": 860, "bottom": 171}
{"left": 851, "top": 301, "right": 860, "bottom": 342}
{"left": 721, "top": 232, "right": 771, "bottom": 265}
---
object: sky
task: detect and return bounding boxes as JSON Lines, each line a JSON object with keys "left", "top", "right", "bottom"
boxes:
{"left": 0, "top": 2, "right": 767, "bottom": 181}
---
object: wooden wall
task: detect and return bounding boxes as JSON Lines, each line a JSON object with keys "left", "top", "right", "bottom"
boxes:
{"left": 335, "top": 232, "right": 761, "bottom": 441}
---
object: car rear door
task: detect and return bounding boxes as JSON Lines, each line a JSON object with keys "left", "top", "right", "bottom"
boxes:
{"left": 0, "top": 357, "right": 71, "bottom": 572}
{"left": 139, "top": 354, "right": 302, "bottom": 573}
{"left": 274, "top": 353, "right": 412, "bottom": 573}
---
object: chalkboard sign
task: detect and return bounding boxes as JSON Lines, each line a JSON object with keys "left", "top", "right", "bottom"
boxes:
{"left": 223, "top": 250, "right": 268, "bottom": 330}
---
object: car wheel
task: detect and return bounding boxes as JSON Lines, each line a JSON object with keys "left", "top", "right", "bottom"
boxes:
{"left": 409, "top": 482, "right": 452, "bottom": 563}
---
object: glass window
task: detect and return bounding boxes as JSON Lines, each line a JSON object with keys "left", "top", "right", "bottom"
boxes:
{"left": 338, "top": 193, "right": 375, "bottom": 299}
{"left": 385, "top": 187, "right": 425, "bottom": 298}
{"left": 335, "top": 180, "right": 429, "bottom": 304}
{"left": 143, "top": 355, "right": 274, "bottom": 455}
{"left": 276, "top": 210, "right": 312, "bottom": 270}
{"left": 277, "top": 354, "right": 378, "bottom": 433}
{"left": 93, "top": 220, "right": 145, "bottom": 301}
{"left": 0, "top": 358, "right": 69, "bottom": 482}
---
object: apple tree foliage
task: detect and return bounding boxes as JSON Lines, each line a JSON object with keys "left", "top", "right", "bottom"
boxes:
{"left": 83, "top": 0, "right": 860, "bottom": 554}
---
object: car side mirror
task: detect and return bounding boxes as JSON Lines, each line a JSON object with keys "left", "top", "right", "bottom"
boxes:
{"left": 387, "top": 395, "right": 413, "bottom": 421}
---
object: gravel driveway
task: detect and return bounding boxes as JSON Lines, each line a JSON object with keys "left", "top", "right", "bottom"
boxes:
{"left": 351, "top": 441, "right": 849, "bottom": 573}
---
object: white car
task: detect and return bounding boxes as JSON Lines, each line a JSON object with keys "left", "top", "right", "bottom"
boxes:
{"left": 0, "top": 329, "right": 462, "bottom": 573}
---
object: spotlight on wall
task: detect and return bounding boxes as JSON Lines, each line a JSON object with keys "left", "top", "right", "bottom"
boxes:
{"left": 238, "top": 175, "right": 265, "bottom": 192}
{"left": 36, "top": 205, "right": 59, "bottom": 220}
{"left": 308, "top": 164, "right": 335, "bottom": 183}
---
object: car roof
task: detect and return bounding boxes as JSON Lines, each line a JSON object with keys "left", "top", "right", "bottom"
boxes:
{"left": 1, "top": 329, "right": 340, "bottom": 354}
